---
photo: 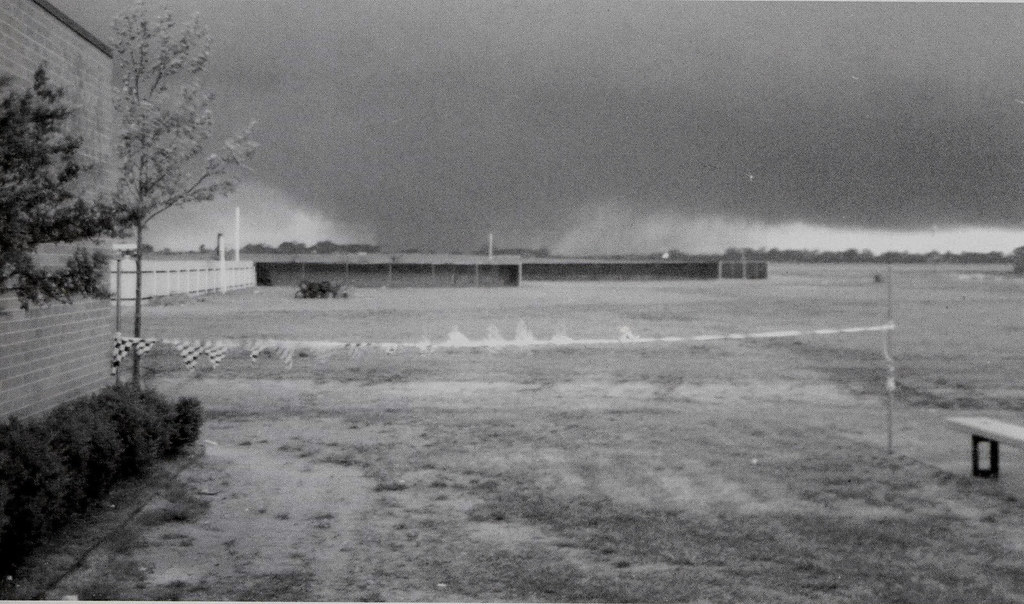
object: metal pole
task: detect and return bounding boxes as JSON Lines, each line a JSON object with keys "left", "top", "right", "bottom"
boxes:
{"left": 235, "top": 206, "right": 241, "bottom": 262}
{"left": 885, "top": 262, "right": 895, "bottom": 454}
{"left": 115, "top": 256, "right": 122, "bottom": 332}
{"left": 131, "top": 229, "right": 143, "bottom": 383}
{"left": 218, "top": 233, "right": 226, "bottom": 293}
{"left": 115, "top": 256, "right": 122, "bottom": 385}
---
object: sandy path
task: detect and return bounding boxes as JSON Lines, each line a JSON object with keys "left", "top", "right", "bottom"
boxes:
{"left": 46, "top": 408, "right": 378, "bottom": 601}
{"left": 174, "top": 439, "right": 374, "bottom": 600}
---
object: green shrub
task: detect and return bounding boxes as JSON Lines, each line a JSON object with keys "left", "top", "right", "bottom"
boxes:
{"left": 91, "top": 385, "right": 171, "bottom": 476}
{"left": 0, "top": 385, "right": 205, "bottom": 575}
{"left": 45, "top": 403, "right": 122, "bottom": 507}
{"left": 0, "top": 482, "right": 9, "bottom": 540}
{"left": 0, "top": 420, "right": 71, "bottom": 570}
{"left": 138, "top": 387, "right": 175, "bottom": 458}
{"left": 169, "top": 397, "right": 203, "bottom": 453}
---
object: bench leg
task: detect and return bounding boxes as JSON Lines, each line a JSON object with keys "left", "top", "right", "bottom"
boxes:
{"left": 972, "top": 435, "right": 999, "bottom": 479}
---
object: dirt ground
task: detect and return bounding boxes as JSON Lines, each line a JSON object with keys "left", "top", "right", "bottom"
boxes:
{"left": 14, "top": 263, "right": 1024, "bottom": 601}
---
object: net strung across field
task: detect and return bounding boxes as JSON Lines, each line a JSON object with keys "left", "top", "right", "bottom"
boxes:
{"left": 111, "top": 321, "right": 896, "bottom": 372}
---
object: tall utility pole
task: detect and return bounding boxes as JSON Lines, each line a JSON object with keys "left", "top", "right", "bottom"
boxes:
{"left": 218, "top": 233, "right": 226, "bottom": 293}
{"left": 885, "top": 262, "right": 895, "bottom": 454}
{"left": 235, "top": 206, "right": 241, "bottom": 262}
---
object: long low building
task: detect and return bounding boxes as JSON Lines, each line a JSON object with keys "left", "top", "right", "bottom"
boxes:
{"left": 523, "top": 257, "right": 767, "bottom": 281}
{"left": 250, "top": 253, "right": 524, "bottom": 287}
{"left": 248, "top": 253, "right": 767, "bottom": 288}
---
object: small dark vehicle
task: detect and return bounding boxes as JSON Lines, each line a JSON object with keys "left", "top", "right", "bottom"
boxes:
{"left": 295, "top": 280, "right": 349, "bottom": 298}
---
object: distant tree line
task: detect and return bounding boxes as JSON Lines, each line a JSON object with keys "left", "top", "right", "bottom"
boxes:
{"left": 502, "top": 247, "right": 1017, "bottom": 263}
{"left": 222, "top": 242, "right": 1023, "bottom": 264}
{"left": 240, "top": 241, "right": 380, "bottom": 254}
{"left": 474, "top": 247, "right": 552, "bottom": 257}
{"left": 718, "top": 247, "right": 1015, "bottom": 264}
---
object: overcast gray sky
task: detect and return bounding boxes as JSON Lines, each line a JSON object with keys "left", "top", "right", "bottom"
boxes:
{"left": 50, "top": 1, "right": 1024, "bottom": 253}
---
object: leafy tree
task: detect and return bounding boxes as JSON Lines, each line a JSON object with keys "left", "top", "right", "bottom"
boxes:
{"left": 111, "top": 3, "right": 256, "bottom": 382}
{"left": 0, "top": 68, "right": 114, "bottom": 310}
{"left": 277, "top": 241, "right": 308, "bottom": 254}
{"left": 311, "top": 240, "right": 343, "bottom": 254}
{"left": 240, "top": 242, "right": 275, "bottom": 254}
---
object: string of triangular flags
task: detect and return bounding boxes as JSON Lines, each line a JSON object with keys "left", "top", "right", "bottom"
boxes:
{"left": 113, "top": 333, "right": 300, "bottom": 372}
{"left": 113, "top": 322, "right": 895, "bottom": 373}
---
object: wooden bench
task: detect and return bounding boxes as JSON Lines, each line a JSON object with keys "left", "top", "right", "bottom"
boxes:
{"left": 946, "top": 417, "right": 1024, "bottom": 479}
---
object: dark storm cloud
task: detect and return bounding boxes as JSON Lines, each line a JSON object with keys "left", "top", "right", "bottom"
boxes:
{"left": 52, "top": 1, "right": 1024, "bottom": 250}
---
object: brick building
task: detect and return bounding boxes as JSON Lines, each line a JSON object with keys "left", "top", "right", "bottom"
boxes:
{"left": 0, "top": 0, "right": 115, "bottom": 190}
{"left": 0, "top": 0, "right": 116, "bottom": 417}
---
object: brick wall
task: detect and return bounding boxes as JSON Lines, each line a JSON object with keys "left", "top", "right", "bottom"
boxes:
{"left": 0, "top": 0, "right": 115, "bottom": 190}
{"left": 0, "top": 2, "right": 117, "bottom": 417}
{"left": 0, "top": 299, "right": 114, "bottom": 418}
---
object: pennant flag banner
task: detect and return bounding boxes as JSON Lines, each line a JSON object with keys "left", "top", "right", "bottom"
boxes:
{"left": 111, "top": 322, "right": 895, "bottom": 373}
{"left": 173, "top": 340, "right": 205, "bottom": 370}
{"left": 112, "top": 334, "right": 163, "bottom": 372}
{"left": 206, "top": 341, "right": 229, "bottom": 367}
{"left": 135, "top": 338, "right": 158, "bottom": 356}
{"left": 276, "top": 344, "right": 294, "bottom": 369}
{"left": 112, "top": 334, "right": 133, "bottom": 368}
{"left": 248, "top": 340, "right": 269, "bottom": 366}
{"left": 618, "top": 326, "right": 639, "bottom": 342}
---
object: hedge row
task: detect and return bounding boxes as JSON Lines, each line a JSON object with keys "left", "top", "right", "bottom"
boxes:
{"left": 0, "top": 384, "right": 203, "bottom": 574}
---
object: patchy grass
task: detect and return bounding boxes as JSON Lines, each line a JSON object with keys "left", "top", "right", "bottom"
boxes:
{"left": 106, "top": 526, "right": 145, "bottom": 555}
{"left": 373, "top": 479, "right": 408, "bottom": 492}
{"left": 320, "top": 451, "right": 358, "bottom": 466}
{"left": 146, "top": 580, "right": 194, "bottom": 601}
{"left": 138, "top": 481, "right": 210, "bottom": 526}
{"left": 24, "top": 267, "right": 1024, "bottom": 600}
{"left": 232, "top": 570, "right": 316, "bottom": 601}
{"left": 77, "top": 556, "right": 146, "bottom": 600}
{"left": 331, "top": 394, "right": 1024, "bottom": 602}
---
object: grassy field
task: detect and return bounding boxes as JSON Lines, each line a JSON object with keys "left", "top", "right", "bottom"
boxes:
{"left": 21, "top": 262, "right": 1024, "bottom": 601}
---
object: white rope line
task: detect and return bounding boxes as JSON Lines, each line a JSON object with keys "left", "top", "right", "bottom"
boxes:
{"left": 421, "top": 322, "right": 895, "bottom": 349}
{"left": 115, "top": 322, "right": 894, "bottom": 359}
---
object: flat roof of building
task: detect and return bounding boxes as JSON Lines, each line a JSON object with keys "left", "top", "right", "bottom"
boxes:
{"left": 524, "top": 256, "right": 728, "bottom": 265}
{"left": 30, "top": 0, "right": 112, "bottom": 57}
{"left": 242, "top": 253, "right": 761, "bottom": 266}
{"left": 245, "top": 253, "right": 524, "bottom": 266}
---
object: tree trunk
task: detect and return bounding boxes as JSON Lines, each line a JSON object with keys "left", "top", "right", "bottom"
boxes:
{"left": 131, "top": 221, "right": 143, "bottom": 384}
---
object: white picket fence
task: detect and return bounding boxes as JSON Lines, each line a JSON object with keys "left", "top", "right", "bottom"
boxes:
{"left": 109, "top": 258, "right": 255, "bottom": 300}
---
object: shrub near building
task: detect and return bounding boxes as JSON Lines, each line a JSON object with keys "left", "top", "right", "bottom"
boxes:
{"left": 0, "top": 385, "right": 203, "bottom": 576}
